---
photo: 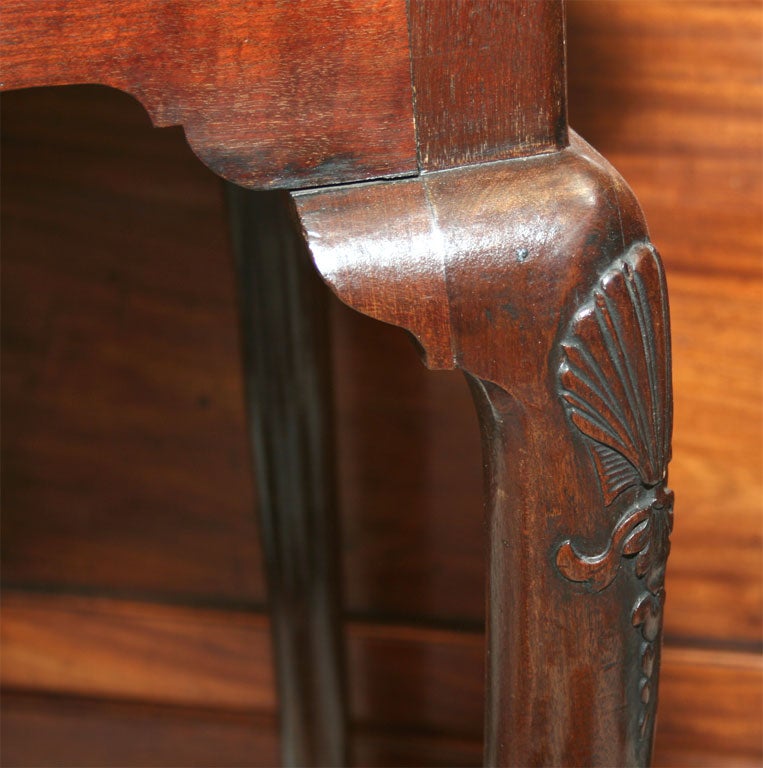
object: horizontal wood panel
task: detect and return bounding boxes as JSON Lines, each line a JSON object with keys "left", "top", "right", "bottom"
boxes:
{"left": 0, "top": 0, "right": 417, "bottom": 189}
{"left": 655, "top": 648, "right": 763, "bottom": 768}
{"left": 2, "top": 591, "right": 761, "bottom": 766}
{"left": 1, "top": 694, "right": 280, "bottom": 768}
{"left": 0, "top": 694, "right": 485, "bottom": 768}
{"left": 661, "top": 273, "right": 762, "bottom": 644}
{"left": 5, "top": 690, "right": 761, "bottom": 768}
{"left": 0, "top": 693, "right": 485, "bottom": 768}
{"left": 0, "top": 592, "right": 275, "bottom": 712}
{"left": 0, "top": 694, "right": 482, "bottom": 768}
{"left": 1, "top": 85, "right": 267, "bottom": 605}
{"left": 567, "top": 0, "right": 762, "bottom": 158}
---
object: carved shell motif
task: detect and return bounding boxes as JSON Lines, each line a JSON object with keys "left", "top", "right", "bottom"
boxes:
{"left": 559, "top": 242, "right": 672, "bottom": 506}
{"left": 554, "top": 242, "right": 674, "bottom": 741}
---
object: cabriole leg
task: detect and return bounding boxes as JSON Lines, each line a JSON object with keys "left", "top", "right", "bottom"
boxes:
{"left": 294, "top": 134, "right": 673, "bottom": 767}
{"left": 464, "top": 237, "right": 672, "bottom": 766}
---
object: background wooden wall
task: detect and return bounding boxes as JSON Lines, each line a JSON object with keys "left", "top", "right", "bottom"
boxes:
{"left": 2, "top": 2, "right": 761, "bottom": 765}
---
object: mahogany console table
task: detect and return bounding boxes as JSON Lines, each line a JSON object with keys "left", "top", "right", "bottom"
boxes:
{"left": 1, "top": 2, "right": 674, "bottom": 766}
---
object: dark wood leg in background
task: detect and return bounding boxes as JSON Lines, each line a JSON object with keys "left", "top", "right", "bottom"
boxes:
{"left": 226, "top": 185, "right": 347, "bottom": 767}
{"left": 294, "top": 134, "right": 673, "bottom": 767}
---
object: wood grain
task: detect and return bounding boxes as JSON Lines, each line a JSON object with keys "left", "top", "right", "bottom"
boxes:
{"left": 0, "top": 694, "right": 484, "bottom": 768}
{"left": 0, "top": 84, "right": 486, "bottom": 624}
{"left": 0, "top": 592, "right": 275, "bottom": 711}
{"left": 567, "top": 0, "right": 762, "bottom": 160}
{"left": 655, "top": 648, "right": 763, "bottom": 768}
{"left": 296, "top": 127, "right": 666, "bottom": 764}
{"left": 567, "top": 0, "right": 763, "bottom": 648}
{"left": 1, "top": 86, "right": 267, "bottom": 605}
{"left": 0, "top": 0, "right": 417, "bottom": 189}
{"left": 3, "top": 0, "right": 761, "bottom": 648}
{"left": 1, "top": 0, "right": 569, "bottom": 185}
{"left": 2, "top": 592, "right": 761, "bottom": 766}
{"left": 4, "top": 0, "right": 762, "bottom": 644}
{"left": 1, "top": 694, "right": 280, "bottom": 768}
{"left": 409, "top": 0, "right": 567, "bottom": 170}
{"left": 2, "top": 1, "right": 762, "bottom": 762}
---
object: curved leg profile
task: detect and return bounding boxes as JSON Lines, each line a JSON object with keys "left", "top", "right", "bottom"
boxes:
{"left": 294, "top": 133, "right": 673, "bottom": 767}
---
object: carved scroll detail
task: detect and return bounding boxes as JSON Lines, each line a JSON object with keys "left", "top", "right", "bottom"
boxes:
{"left": 555, "top": 242, "right": 673, "bottom": 740}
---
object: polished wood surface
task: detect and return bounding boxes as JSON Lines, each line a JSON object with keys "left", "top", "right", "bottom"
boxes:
{"left": 297, "top": 127, "right": 669, "bottom": 765}
{"left": 0, "top": 0, "right": 417, "bottom": 189}
{"left": 2, "top": 0, "right": 761, "bottom": 765}
{"left": 3, "top": 592, "right": 761, "bottom": 766}
{"left": 1, "top": 693, "right": 281, "bottom": 768}
{"left": 3, "top": 3, "right": 579, "bottom": 763}
{"left": 0, "top": 86, "right": 265, "bottom": 604}
{"left": 568, "top": 0, "right": 763, "bottom": 649}
{"left": 409, "top": 0, "right": 566, "bottom": 169}
{"left": 1, "top": 0, "right": 568, "bottom": 187}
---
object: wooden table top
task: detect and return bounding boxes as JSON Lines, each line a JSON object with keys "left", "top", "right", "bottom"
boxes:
{"left": 1, "top": 0, "right": 566, "bottom": 189}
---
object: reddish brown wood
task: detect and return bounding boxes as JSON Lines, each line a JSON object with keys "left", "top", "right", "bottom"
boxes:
{"left": 409, "top": 0, "right": 567, "bottom": 170}
{"left": 227, "top": 187, "right": 346, "bottom": 766}
{"left": 295, "top": 133, "right": 673, "bottom": 766}
{"left": 4, "top": 592, "right": 762, "bottom": 768}
{"left": 0, "top": 86, "right": 269, "bottom": 605}
{"left": 565, "top": 0, "right": 763, "bottom": 652}
{"left": 0, "top": 694, "right": 279, "bottom": 768}
{"left": 3, "top": 2, "right": 762, "bottom": 763}
{"left": 0, "top": 3, "right": 679, "bottom": 766}
{"left": 0, "top": 0, "right": 417, "bottom": 189}
{"left": 1, "top": 0, "right": 570, "bottom": 188}
{"left": 1, "top": 691, "right": 480, "bottom": 768}
{"left": 0, "top": 591, "right": 275, "bottom": 710}
{"left": 5, "top": 3, "right": 760, "bottom": 644}
{"left": 4, "top": 654, "right": 763, "bottom": 768}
